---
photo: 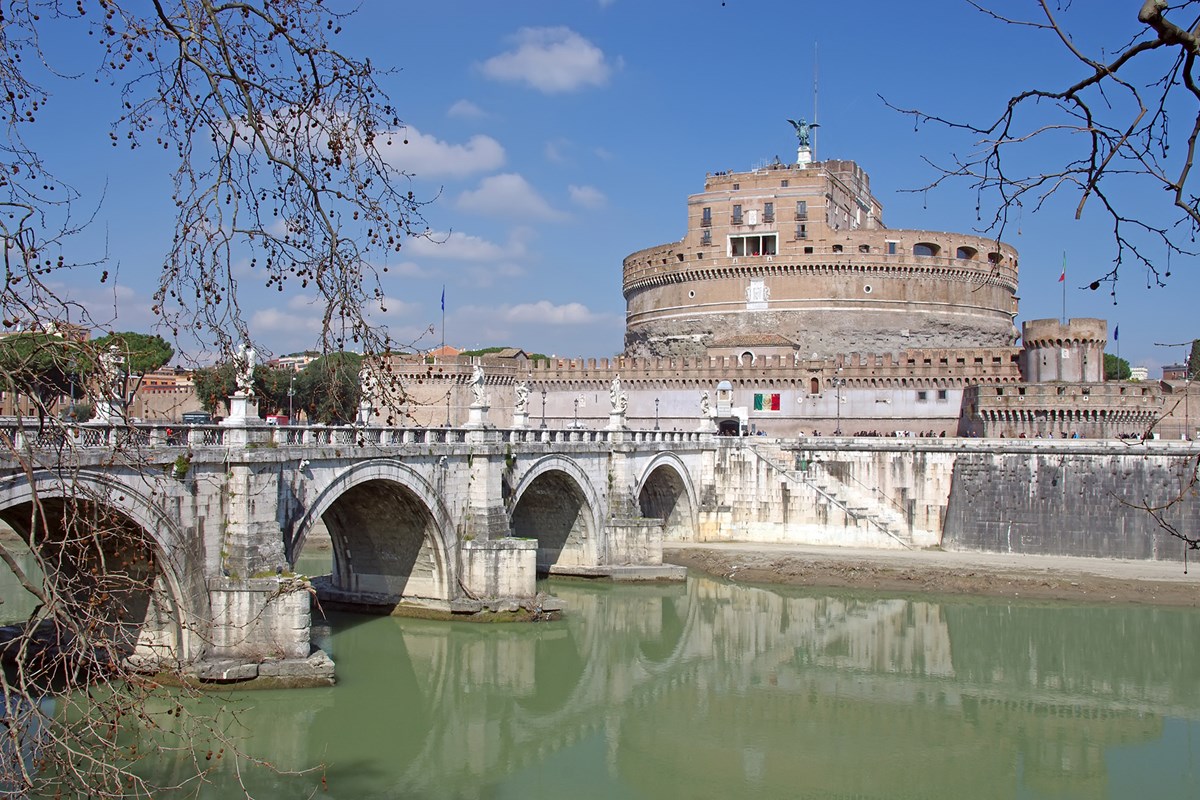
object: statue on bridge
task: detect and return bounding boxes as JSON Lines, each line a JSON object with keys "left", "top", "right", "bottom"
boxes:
{"left": 235, "top": 341, "right": 257, "bottom": 396}
{"left": 470, "top": 364, "right": 487, "bottom": 407}
{"left": 610, "top": 374, "right": 628, "bottom": 414}
{"left": 99, "top": 344, "right": 125, "bottom": 401}
{"left": 514, "top": 380, "right": 530, "bottom": 414}
{"left": 700, "top": 390, "right": 711, "bottom": 418}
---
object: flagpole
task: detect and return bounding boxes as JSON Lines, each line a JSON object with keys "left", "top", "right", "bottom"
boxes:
{"left": 441, "top": 285, "right": 449, "bottom": 427}
{"left": 1061, "top": 251, "right": 1067, "bottom": 325}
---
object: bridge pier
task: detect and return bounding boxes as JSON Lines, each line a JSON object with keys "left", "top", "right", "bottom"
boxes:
{"left": 200, "top": 462, "right": 334, "bottom": 685}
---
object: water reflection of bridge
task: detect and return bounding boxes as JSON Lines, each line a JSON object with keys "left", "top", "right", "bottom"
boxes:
{"left": 245, "top": 575, "right": 1200, "bottom": 798}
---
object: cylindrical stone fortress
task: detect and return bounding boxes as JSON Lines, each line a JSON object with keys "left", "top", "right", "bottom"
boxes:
{"left": 623, "top": 159, "right": 1020, "bottom": 357}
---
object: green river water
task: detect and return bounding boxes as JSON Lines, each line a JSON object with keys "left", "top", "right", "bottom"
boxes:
{"left": 4, "top": 549, "right": 1200, "bottom": 799}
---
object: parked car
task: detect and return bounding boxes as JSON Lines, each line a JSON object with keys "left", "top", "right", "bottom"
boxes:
{"left": 265, "top": 414, "right": 290, "bottom": 426}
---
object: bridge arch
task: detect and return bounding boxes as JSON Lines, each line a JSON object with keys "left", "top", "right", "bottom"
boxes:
{"left": 508, "top": 455, "right": 602, "bottom": 573}
{"left": 292, "top": 460, "right": 456, "bottom": 602}
{"left": 0, "top": 469, "right": 202, "bottom": 663}
{"left": 635, "top": 453, "right": 699, "bottom": 542}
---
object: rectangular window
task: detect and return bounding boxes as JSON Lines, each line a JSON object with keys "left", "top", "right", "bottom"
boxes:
{"left": 937, "top": 389, "right": 948, "bottom": 401}
{"left": 795, "top": 200, "right": 807, "bottom": 220}
{"left": 796, "top": 224, "right": 807, "bottom": 239}
{"left": 781, "top": 179, "right": 789, "bottom": 188}
{"left": 729, "top": 234, "right": 777, "bottom": 257}
{"left": 753, "top": 393, "right": 782, "bottom": 411}
{"left": 732, "top": 204, "right": 743, "bottom": 224}
{"left": 887, "top": 241, "right": 897, "bottom": 255}
{"left": 917, "top": 391, "right": 928, "bottom": 402}
{"left": 701, "top": 229, "right": 711, "bottom": 245}
{"left": 763, "top": 202, "right": 774, "bottom": 222}
{"left": 701, "top": 207, "right": 712, "bottom": 227}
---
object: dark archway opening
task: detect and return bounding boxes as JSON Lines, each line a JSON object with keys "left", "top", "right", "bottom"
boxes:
{"left": 319, "top": 479, "right": 444, "bottom": 603}
{"left": 511, "top": 471, "right": 590, "bottom": 574}
{"left": 638, "top": 465, "right": 693, "bottom": 542}
{"left": 0, "top": 498, "right": 160, "bottom": 686}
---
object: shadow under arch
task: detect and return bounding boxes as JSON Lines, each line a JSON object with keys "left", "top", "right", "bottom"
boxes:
{"left": 0, "top": 469, "right": 199, "bottom": 664}
{"left": 508, "top": 455, "right": 601, "bottom": 574}
{"left": 635, "top": 453, "right": 699, "bottom": 542}
{"left": 290, "top": 460, "right": 456, "bottom": 602}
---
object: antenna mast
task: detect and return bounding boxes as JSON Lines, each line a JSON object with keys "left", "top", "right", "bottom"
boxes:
{"left": 812, "top": 42, "right": 819, "bottom": 161}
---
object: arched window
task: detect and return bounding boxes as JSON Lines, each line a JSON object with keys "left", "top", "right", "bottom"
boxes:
{"left": 809, "top": 377, "right": 820, "bottom": 395}
{"left": 913, "top": 242, "right": 940, "bottom": 257}
{"left": 956, "top": 246, "right": 978, "bottom": 260}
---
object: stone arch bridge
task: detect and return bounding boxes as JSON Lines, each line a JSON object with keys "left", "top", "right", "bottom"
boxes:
{"left": 0, "top": 423, "right": 714, "bottom": 681}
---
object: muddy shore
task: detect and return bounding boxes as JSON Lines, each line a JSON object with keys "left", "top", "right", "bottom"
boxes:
{"left": 664, "top": 543, "right": 1200, "bottom": 607}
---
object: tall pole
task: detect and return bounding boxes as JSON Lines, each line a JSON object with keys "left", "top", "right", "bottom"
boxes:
{"left": 812, "top": 42, "right": 819, "bottom": 161}
{"left": 1061, "top": 251, "right": 1067, "bottom": 325}
{"left": 442, "top": 285, "right": 449, "bottom": 427}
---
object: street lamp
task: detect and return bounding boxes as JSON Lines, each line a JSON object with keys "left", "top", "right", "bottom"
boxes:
{"left": 540, "top": 387, "right": 547, "bottom": 429}
{"left": 288, "top": 373, "right": 295, "bottom": 423}
{"left": 654, "top": 397, "right": 660, "bottom": 430}
{"left": 833, "top": 372, "right": 846, "bottom": 436}
{"left": 573, "top": 396, "right": 579, "bottom": 430}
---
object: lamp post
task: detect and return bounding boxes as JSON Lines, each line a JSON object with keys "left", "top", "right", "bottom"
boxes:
{"left": 540, "top": 388, "right": 547, "bottom": 429}
{"left": 573, "top": 396, "right": 579, "bottom": 430}
{"left": 288, "top": 373, "right": 295, "bottom": 423}
{"left": 833, "top": 372, "right": 846, "bottom": 436}
{"left": 654, "top": 397, "right": 660, "bottom": 430}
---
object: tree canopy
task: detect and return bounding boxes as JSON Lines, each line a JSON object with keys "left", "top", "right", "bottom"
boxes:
{"left": 91, "top": 332, "right": 174, "bottom": 377}
{"left": 1104, "top": 353, "right": 1132, "bottom": 381}
{"left": 294, "top": 352, "right": 363, "bottom": 424}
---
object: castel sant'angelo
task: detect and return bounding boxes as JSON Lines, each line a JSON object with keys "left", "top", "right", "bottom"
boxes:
{"left": 390, "top": 122, "right": 1176, "bottom": 439}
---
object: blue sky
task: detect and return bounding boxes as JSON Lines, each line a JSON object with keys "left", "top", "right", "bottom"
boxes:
{"left": 32, "top": 1, "right": 1200, "bottom": 372}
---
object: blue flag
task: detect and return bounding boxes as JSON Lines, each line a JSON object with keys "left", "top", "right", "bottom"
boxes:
{"left": 1113, "top": 325, "right": 1119, "bottom": 342}
{"left": 441, "top": 286, "right": 445, "bottom": 312}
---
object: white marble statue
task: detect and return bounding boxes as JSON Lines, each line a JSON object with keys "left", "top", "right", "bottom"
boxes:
{"left": 514, "top": 380, "right": 530, "bottom": 413}
{"left": 609, "top": 374, "right": 628, "bottom": 414}
{"left": 470, "top": 364, "right": 486, "bottom": 406}
{"left": 700, "top": 390, "right": 711, "bottom": 418}
{"left": 235, "top": 341, "right": 256, "bottom": 395}
{"left": 99, "top": 344, "right": 125, "bottom": 400}
{"left": 359, "top": 361, "right": 378, "bottom": 399}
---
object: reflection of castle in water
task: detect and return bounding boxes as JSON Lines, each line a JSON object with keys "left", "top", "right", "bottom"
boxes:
{"left": 207, "top": 578, "right": 1200, "bottom": 798}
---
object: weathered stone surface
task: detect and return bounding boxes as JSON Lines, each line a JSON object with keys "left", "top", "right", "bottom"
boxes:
{"left": 190, "top": 659, "right": 259, "bottom": 682}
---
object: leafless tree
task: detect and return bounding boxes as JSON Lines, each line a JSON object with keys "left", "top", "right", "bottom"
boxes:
{"left": 886, "top": 0, "right": 1200, "bottom": 294}
{"left": 1, "top": 0, "right": 428, "bottom": 794}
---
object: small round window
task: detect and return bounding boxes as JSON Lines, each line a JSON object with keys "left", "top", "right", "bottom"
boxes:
{"left": 689, "top": 290, "right": 696, "bottom": 298}
{"left": 863, "top": 285, "right": 873, "bottom": 294}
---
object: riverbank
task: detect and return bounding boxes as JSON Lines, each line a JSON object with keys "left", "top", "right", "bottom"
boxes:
{"left": 664, "top": 543, "right": 1200, "bottom": 607}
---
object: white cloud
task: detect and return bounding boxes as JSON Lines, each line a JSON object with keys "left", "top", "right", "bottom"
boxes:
{"left": 466, "top": 262, "right": 526, "bottom": 288}
{"left": 481, "top": 27, "right": 612, "bottom": 94}
{"left": 406, "top": 229, "right": 529, "bottom": 261}
{"left": 447, "top": 99, "right": 486, "bottom": 119}
{"left": 251, "top": 305, "right": 323, "bottom": 336}
{"left": 503, "top": 300, "right": 603, "bottom": 324}
{"left": 456, "top": 174, "right": 564, "bottom": 219}
{"left": 380, "top": 126, "right": 505, "bottom": 178}
{"left": 568, "top": 184, "right": 607, "bottom": 209}
{"left": 544, "top": 138, "right": 572, "bottom": 164}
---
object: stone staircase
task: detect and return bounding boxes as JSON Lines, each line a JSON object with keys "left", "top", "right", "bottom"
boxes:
{"left": 747, "top": 442, "right": 915, "bottom": 549}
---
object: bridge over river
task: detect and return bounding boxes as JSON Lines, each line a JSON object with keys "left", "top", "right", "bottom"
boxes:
{"left": 2, "top": 420, "right": 1196, "bottom": 684}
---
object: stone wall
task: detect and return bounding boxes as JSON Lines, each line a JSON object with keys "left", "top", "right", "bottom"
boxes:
{"left": 943, "top": 450, "right": 1200, "bottom": 561}
{"left": 699, "top": 439, "right": 1200, "bottom": 562}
